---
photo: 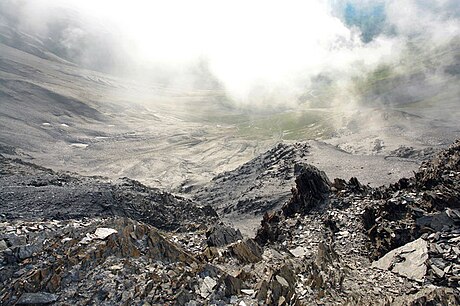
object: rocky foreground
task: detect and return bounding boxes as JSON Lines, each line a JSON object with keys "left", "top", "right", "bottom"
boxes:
{"left": 1, "top": 140, "right": 460, "bottom": 305}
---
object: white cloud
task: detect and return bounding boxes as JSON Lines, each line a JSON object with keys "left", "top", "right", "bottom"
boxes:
{"left": 9, "top": 0, "right": 460, "bottom": 107}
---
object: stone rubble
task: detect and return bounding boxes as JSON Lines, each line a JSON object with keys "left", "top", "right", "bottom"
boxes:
{"left": 1, "top": 140, "right": 460, "bottom": 305}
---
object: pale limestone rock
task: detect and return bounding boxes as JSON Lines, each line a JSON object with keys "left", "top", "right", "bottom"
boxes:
{"left": 372, "top": 238, "right": 428, "bottom": 281}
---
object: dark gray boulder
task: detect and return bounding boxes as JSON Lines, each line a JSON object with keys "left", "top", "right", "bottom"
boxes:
{"left": 206, "top": 224, "right": 243, "bottom": 247}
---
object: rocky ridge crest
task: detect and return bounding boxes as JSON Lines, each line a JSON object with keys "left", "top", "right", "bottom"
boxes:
{"left": 1, "top": 140, "right": 460, "bottom": 305}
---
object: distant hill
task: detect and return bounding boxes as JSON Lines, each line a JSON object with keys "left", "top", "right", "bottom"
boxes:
{"left": 0, "top": 0, "right": 130, "bottom": 73}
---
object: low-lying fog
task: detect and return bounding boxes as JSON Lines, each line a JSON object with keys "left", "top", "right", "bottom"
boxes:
{"left": 0, "top": 0, "right": 458, "bottom": 189}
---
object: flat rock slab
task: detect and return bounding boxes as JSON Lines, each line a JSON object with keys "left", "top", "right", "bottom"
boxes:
{"left": 94, "top": 228, "right": 118, "bottom": 240}
{"left": 372, "top": 238, "right": 428, "bottom": 281}
{"left": 17, "top": 292, "right": 58, "bottom": 305}
{"left": 289, "top": 246, "right": 307, "bottom": 258}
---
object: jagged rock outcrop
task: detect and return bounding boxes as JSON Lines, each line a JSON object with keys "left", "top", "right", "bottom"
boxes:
{"left": 253, "top": 140, "right": 460, "bottom": 304}
{"left": 0, "top": 218, "right": 202, "bottom": 305}
{"left": 0, "top": 217, "right": 259, "bottom": 305}
{"left": 229, "top": 239, "right": 263, "bottom": 264}
{"left": 361, "top": 140, "right": 460, "bottom": 288}
{"left": 2, "top": 140, "right": 460, "bottom": 305}
{"left": 256, "top": 164, "right": 331, "bottom": 245}
{"left": 191, "top": 143, "right": 311, "bottom": 217}
{"left": 282, "top": 164, "right": 331, "bottom": 217}
{"left": 206, "top": 224, "right": 243, "bottom": 247}
{"left": 255, "top": 211, "right": 284, "bottom": 245}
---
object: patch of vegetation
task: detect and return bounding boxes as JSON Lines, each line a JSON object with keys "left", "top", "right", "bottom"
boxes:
{"left": 352, "top": 64, "right": 397, "bottom": 99}
{"left": 236, "top": 110, "right": 335, "bottom": 141}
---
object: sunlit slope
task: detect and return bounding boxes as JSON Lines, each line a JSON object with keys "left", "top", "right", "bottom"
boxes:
{"left": 0, "top": 10, "right": 336, "bottom": 190}
{"left": 0, "top": 1, "right": 458, "bottom": 192}
{"left": 1, "top": 33, "right": 458, "bottom": 191}
{"left": 0, "top": 41, "right": 277, "bottom": 189}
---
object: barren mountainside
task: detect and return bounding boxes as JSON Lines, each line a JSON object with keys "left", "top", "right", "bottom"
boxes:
{"left": 0, "top": 140, "right": 460, "bottom": 305}
{"left": 1, "top": 0, "right": 460, "bottom": 305}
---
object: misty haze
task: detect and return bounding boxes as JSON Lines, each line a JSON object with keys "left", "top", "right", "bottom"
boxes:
{"left": 0, "top": 0, "right": 459, "bottom": 305}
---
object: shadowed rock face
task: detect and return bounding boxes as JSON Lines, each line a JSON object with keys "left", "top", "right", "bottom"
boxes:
{"left": 415, "top": 141, "right": 460, "bottom": 210}
{"left": 206, "top": 224, "right": 243, "bottom": 247}
{"left": 0, "top": 155, "right": 218, "bottom": 231}
{"left": 282, "top": 164, "right": 331, "bottom": 217}
{"left": 256, "top": 164, "right": 331, "bottom": 245}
